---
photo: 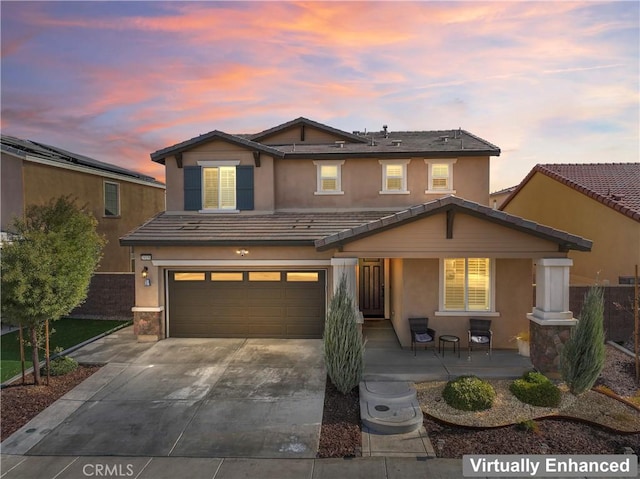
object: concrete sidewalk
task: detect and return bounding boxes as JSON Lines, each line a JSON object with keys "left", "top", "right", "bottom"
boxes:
{"left": 1, "top": 455, "right": 464, "bottom": 479}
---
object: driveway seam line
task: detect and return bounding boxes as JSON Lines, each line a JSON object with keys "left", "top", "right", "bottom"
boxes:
{"left": 211, "top": 457, "right": 224, "bottom": 479}
{"left": 133, "top": 457, "right": 153, "bottom": 479}
{"left": 50, "top": 456, "right": 79, "bottom": 479}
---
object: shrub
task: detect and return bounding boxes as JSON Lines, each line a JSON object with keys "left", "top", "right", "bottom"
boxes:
{"left": 442, "top": 375, "right": 496, "bottom": 411}
{"left": 560, "top": 286, "right": 606, "bottom": 395}
{"left": 510, "top": 371, "right": 561, "bottom": 407}
{"left": 516, "top": 419, "right": 539, "bottom": 433}
{"left": 45, "top": 356, "right": 79, "bottom": 376}
{"left": 323, "top": 274, "right": 365, "bottom": 394}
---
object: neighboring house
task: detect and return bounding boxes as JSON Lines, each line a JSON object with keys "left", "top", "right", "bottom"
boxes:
{"left": 1, "top": 135, "right": 166, "bottom": 317}
{"left": 489, "top": 185, "right": 517, "bottom": 209}
{"left": 121, "top": 117, "right": 591, "bottom": 351}
{"left": 501, "top": 163, "right": 640, "bottom": 286}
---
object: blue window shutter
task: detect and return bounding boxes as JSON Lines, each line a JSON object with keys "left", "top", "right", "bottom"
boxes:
{"left": 236, "top": 165, "right": 254, "bottom": 211}
{"left": 184, "top": 166, "right": 202, "bottom": 211}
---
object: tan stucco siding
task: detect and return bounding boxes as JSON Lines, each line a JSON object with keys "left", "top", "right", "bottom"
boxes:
{"left": 339, "top": 212, "right": 563, "bottom": 257}
{"left": 165, "top": 140, "right": 276, "bottom": 212}
{"left": 259, "top": 126, "right": 348, "bottom": 145}
{"left": 274, "top": 156, "right": 490, "bottom": 210}
{"left": 1, "top": 153, "right": 24, "bottom": 231}
{"left": 21, "top": 161, "right": 164, "bottom": 272}
{"left": 389, "top": 257, "right": 532, "bottom": 349}
{"left": 503, "top": 172, "right": 638, "bottom": 285}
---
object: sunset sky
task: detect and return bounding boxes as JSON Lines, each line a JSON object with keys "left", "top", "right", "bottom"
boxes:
{"left": 1, "top": 1, "right": 638, "bottom": 190}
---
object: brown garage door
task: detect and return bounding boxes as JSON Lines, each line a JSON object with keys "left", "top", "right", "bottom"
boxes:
{"left": 168, "top": 270, "right": 326, "bottom": 338}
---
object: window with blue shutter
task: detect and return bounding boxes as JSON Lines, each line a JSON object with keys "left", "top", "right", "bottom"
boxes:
{"left": 184, "top": 164, "right": 254, "bottom": 211}
{"left": 184, "top": 166, "right": 202, "bottom": 210}
{"left": 236, "top": 165, "right": 254, "bottom": 211}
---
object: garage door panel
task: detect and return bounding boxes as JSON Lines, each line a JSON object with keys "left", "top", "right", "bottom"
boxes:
{"left": 169, "top": 270, "right": 325, "bottom": 338}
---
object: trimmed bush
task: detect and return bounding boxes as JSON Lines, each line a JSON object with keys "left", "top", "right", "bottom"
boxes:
{"left": 323, "top": 274, "right": 365, "bottom": 394}
{"left": 560, "top": 286, "right": 606, "bottom": 395}
{"left": 442, "top": 375, "right": 496, "bottom": 411}
{"left": 510, "top": 371, "right": 561, "bottom": 407}
{"left": 46, "top": 356, "right": 79, "bottom": 376}
{"left": 516, "top": 419, "right": 539, "bottom": 433}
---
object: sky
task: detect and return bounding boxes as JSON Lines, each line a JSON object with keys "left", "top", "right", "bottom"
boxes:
{"left": 1, "top": 1, "right": 638, "bottom": 190}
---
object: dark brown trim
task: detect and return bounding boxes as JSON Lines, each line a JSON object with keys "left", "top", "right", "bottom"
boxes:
{"left": 119, "top": 238, "right": 316, "bottom": 247}
{"left": 175, "top": 152, "right": 183, "bottom": 169}
{"left": 253, "top": 151, "right": 261, "bottom": 167}
{"left": 446, "top": 209, "right": 455, "bottom": 239}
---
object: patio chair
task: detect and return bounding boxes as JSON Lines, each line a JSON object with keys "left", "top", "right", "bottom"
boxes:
{"left": 408, "top": 317, "right": 435, "bottom": 356}
{"left": 468, "top": 318, "right": 492, "bottom": 358}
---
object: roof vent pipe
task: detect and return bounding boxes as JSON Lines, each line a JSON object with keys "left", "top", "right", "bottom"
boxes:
{"left": 383, "top": 125, "right": 388, "bottom": 138}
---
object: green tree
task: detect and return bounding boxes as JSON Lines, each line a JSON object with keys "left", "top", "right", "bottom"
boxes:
{"left": 1, "top": 196, "right": 104, "bottom": 385}
{"left": 560, "top": 286, "right": 606, "bottom": 395}
{"left": 323, "top": 274, "right": 365, "bottom": 394}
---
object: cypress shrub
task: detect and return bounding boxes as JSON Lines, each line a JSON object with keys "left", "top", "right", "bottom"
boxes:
{"left": 560, "top": 286, "right": 606, "bottom": 395}
{"left": 323, "top": 274, "right": 365, "bottom": 394}
{"left": 510, "top": 371, "right": 561, "bottom": 407}
{"left": 442, "top": 375, "right": 496, "bottom": 411}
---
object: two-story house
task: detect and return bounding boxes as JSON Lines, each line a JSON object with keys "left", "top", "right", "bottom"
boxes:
{"left": 1, "top": 134, "right": 166, "bottom": 319}
{"left": 121, "top": 117, "right": 591, "bottom": 354}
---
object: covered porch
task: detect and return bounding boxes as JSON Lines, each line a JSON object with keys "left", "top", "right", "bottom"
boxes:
{"left": 362, "top": 319, "right": 533, "bottom": 382}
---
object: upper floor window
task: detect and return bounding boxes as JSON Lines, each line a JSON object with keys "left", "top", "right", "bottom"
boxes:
{"left": 379, "top": 159, "right": 410, "bottom": 194}
{"left": 441, "top": 258, "right": 493, "bottom": 312}
{"left": 425, "top": 158, "right": 456, "bottom": 194}
{"left": 313, "top": 160, "right": 344, "bottom": 195}
{"left": 203, "top": 166, "right": 236, "bottom": 210}
{"left": 104, "top": 181, "right": 120, "bottom": 217}
{"left": 184, "top": 161, "right": 254, "bottom": 212}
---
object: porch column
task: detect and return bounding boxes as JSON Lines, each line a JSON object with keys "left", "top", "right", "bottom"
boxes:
{"left": 527, "top": 258, "right": 577, "bottom": 377}
{"left": 330, "top": 258, "right": 361, "bottom": 322}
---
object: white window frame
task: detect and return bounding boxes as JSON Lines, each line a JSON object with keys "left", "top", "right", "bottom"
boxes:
{"left": 197, "top": 160, "right": 240, "bottom": 213}
{"left": 379, "top": 159, "right": 410, "bottom": 195}
{"left": 103, "top": 181, "right": 120, "bottom": 217}
{"left": 425, "top": 158, "right": 456, "bottom": 194}
{"left": 313, "top": 160, "right": 345, "bottom": 195}
{"left": 435, "top": 257, "right": 499, "bottom": 317}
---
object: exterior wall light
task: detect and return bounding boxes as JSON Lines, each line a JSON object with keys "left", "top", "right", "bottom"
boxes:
{"left": 141, "top": 266, "right": 151, "bottom": 286}
{"left": 236, "top": 248, "right": 249, "bottom": 257}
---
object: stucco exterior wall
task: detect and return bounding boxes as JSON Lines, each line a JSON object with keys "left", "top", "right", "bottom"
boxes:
{"left": 164, "top": 140, "right": 276, "bottom": 212}
{"left": 274, "top": 156, "right": 490, "bottom": 210}
{"left": 338, "top": 212, "right": 563, "bottom": 258}
{"left": 503, "top": 172, "right": 638, "bottom": 285}
{"left": 1, "top": 153, "right": 24, "bottom": 231}
{"left": 20, "top": 161, "right": 164, "bottom": 272}
{"left": 389, "top": 257, "right": 532, "bottom": 349}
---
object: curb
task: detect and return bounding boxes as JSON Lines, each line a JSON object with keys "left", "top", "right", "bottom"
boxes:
{"left": 0, "top": 321, "right": 131, "bottom": 388}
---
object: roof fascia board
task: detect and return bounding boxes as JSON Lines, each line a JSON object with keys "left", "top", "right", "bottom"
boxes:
{"left": 151, "top": 131, "right": 284, "bottom": 164}
{"left": 24, "top": 154, "right": 165, "bottom": 189}
{"left": 316, "top": 199, "right": 592, "bottom": 252}
{"left": 250, "top": 117, "right": 369, "bottom": 144}
{"left": 281, "top": 150, "right": 495, "bottom": 160}
{"left": 119, "top": 238, "right": 315, "bottom": 247}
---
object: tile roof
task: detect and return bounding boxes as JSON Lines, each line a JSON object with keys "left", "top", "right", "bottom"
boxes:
{"left": 1, "top": 134, "right": 164, "bottom": 186}
{"left": 315, "top": 196, "right": 592, "bottom": 252}
{"left": 121, "top": 197, "right": 592, "bottom": 253}
{"left": 148, "top": 117, "right": 500, "bottom": 164}
{"left": 501, "top": 163, "right": 640, "bottom": 222}
{"left": 120, "top": 211, "right": 396, "bottom": 246}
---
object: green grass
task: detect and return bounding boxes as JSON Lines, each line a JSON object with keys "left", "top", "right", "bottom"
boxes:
{"left": 0, "top": 318, "right": 129, "bottom": 383}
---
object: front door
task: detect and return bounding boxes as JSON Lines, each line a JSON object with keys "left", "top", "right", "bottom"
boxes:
{"left": 359, "top": 258, "right": 384, "bottom": 317}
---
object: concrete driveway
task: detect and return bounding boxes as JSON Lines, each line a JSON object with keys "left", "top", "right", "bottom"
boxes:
{"left": 8, "top": 337, "right": 326, "bottom": 458}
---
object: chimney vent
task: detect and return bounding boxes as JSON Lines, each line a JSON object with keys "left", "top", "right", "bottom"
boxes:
{"left": 383, "top": 125, "right": 388, "bottom": 138}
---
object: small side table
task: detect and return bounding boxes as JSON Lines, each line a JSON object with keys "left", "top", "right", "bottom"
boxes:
{"left": 438, "top": 335, "right": 460, "bottom": 358}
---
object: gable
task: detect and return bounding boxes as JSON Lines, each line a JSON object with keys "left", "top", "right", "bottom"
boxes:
{"left": 338, "top": 211, "right": 566, "bottom": 257}
{"left": 256, "top": 124, "right": 359, "bottom": 145}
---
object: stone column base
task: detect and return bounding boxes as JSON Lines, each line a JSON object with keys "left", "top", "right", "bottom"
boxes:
{"left": 529, "top": 320, "right": 575, "bottom": 379}
{"left": 132, "top": 307, "right": 165, "bottom": 342}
